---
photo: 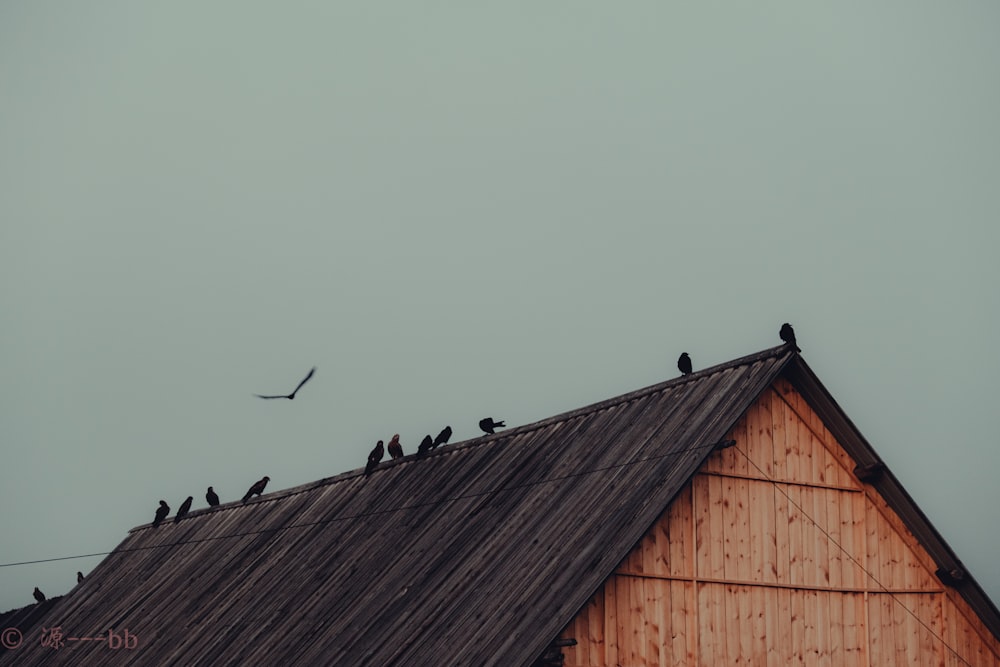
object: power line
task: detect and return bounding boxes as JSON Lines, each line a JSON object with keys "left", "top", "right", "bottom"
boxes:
{"left": 733, "top": 444, "right": 973, "bottom": 667}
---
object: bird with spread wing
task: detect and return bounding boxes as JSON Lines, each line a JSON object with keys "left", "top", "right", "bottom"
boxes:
{"left": 254, "top": 367, "right": 316, "bottom": 400}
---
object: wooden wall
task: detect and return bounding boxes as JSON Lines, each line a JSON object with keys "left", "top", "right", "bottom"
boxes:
{"left": 559, "top": 378, "right": 1000, "bottom": 666}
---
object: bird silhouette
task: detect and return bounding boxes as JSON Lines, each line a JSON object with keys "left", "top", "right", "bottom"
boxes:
{"left": 677, "top": 352, "right": 692, "bottom": 376}
{"left": 254, "top": 367, "right": 316, "bottom": 400}
{"left": 387, "top": 434, "right": 403, "bottom": 459}
{"left": 365, "top": 440, "right": 384, "bottom": 476}
{"left": 433, "top": 426, "right": 452, "bottom": 448}
{"left": 33, "top": 587, "right": 45, "bottom": 603}
{"left": 77, "top": 572, "right": 85, "bottom": 584}
{"left": 242, "top": 476, "right": 270, "bottom": 503}
{"left": 417, "top": 435, "right": 433, "bottom": 457}
{"left": 206, "top": 486, "right": 220, "bottom": 507}
{"left": 780, "top": 323, "right": 801, "bottom": 352}
{"left": 174, "top": 496, "right": 193, "bottom": 523}
{"left": 479, "top": 418, "right": 505, "bottom": 434}
{"left": 152, "top": 500, "right": 170, "bottom": 527}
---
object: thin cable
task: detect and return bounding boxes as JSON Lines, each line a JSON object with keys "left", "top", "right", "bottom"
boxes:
{"left": 733, "top": 444, "right": 973, "bottom": 667}
{"left": 0, "top": 438, "right": 723, "bottom": 568}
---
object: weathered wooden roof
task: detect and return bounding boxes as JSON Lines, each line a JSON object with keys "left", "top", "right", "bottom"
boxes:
{"left": 3, "top": 345, "right": 996, "bottom": 665}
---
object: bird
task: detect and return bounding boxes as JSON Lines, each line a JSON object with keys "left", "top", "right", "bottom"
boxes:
{"left": 365, "top": 440, "right": 384, "bottom": 476}
{"left": 77, "top": 572, "right": 85, "bottom": 584}
{"left": 254, "top": 366, "right": 316, "bottom": 400}
{"left": 206, "top": 486, "right": 220, "bottom": 507}
{"left": 174, "top": 496, "right": 193, "bottom": 523}
{"left": 387, "top": 434, "right": 403, "bottom": 459}
{"left": 152, "top": 500, "right": 170, "bottom": 527}
{"left": 242, "top": 476, "right": 270, "bottom": 503}
{"left": 780, "top": 323, "right": 801, "bottom": 352}
{"left": 677, "top": 352, "right": 692, "bottom": 376}
{"left": 33, "top": 587, "right": 45, "bottom": 603}
{"left": 479, "top": 417, "right": 505, "bottom": 434}
{"left": 417, "top": 435, "right": 433, "bottom": 457}
{"left": 432, "top": 426, "right": 452, "bottom": 449}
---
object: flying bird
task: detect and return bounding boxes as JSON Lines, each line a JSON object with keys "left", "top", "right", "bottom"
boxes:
{"left": 152, "top": 500, "right": 170, "bottom": 527}
{"left": 365, "top": 440, "right": 384, "bottom": 476}
{"left": 387, "top": 434, "right": 403, "bottom": 459}
{"left": 417, "top": 435, "right": 433, "bottom": 457}
{"left": 677, "top": 352, "right": 692, "bottom": 376}
{"left": 33, "top": 587, "right": 45, "bottom": 603}
{"left": 479, "top": 417, "right": 505, "bottom": 434}
{"left": 174, "top": 496, "right": 193, "bottom": 523}
{"left": 433, "top": 426, "right": 452, "bottom": 449}
{"left": 77, "top": 572, "right": 85, "bottom": 584}
{"left": 780, "top": 323, "right": 801, "bottom": 352}
{"left": 254, "top": 366, "right": 316, "bottom": 400}
{"left": 206, "top": 486, "right": 220, "bottom": 507}
{"left": 242, "top": 476, "right": 271, "bottom": 503}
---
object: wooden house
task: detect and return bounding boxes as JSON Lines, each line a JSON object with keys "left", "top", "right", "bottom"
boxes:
{"left": 2, "top": 345, "right": 997, "bottom": 666}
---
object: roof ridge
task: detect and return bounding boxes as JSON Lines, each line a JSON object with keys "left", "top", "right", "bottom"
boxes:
{"left": 130, "top": 344, "right": 797, "bottom": 532}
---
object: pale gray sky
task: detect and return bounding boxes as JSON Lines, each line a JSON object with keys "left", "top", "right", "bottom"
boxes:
{"left": 2, "top": 2, "right": 998, "bottom": 613}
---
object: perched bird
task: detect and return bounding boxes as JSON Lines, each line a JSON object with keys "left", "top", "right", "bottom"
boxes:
{"left": 152, "top": 500, "right": 170, "bottom": 527}
{"left": 677, "top": 352, "right": 692, "bottom": 376}
{"left": 33, "top": 587, "right": 45, "bottom": 603}
{"left": 242, "top": 476, "right": 271, "bottom": 503}
{"left": 417, "top": 435, "right": 433, "bottom": 457}
{"left": 432, "top": 426, "right": 452, "bottom": 449}
{"left": 77, "top": 572, "right": 85, "bottom": 584}
{"left": 387, "top": 434, "right": 403, "bottom": 459}
{"left": 780, "top": 323, "right": 801, "bottom": 352}
{"left": 479, "top": 417, "right": 505, "bottom": 434}
{"left": 254, "top": 367, "right": 316, "bottom": 400}
{"left": 206, "top": 486, "right": 220, "bottom": 507}
{"left": 174, "top": 496, "right": 193, "bottom": 523}
{"left": 365, "top": 440, "right": 384, "bottom": 476}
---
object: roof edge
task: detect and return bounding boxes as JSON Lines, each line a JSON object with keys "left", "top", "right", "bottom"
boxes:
{"left": 784, "top": 355, "right": 1000, "bottom": 642}
{"left": 131, "top": 345, "right": 799, "bottom": 534}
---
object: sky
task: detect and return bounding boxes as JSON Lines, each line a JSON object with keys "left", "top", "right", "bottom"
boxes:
{"left": 2, "top": 1, "right": 998, "bottom": 614}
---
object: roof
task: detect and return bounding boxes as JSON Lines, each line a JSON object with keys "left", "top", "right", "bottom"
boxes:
{"left": 3, "top": 345, "right": 996, "bottom": 666}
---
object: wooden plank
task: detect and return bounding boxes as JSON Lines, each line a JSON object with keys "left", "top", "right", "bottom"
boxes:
{"left": 736, "top": 478, "right": 752, "bottom": 583}
{"left": 774, "top": 482, "right": 791, "bottom": 585}
{"left": 664, "top": 581, "right": 697, "bottom": 666}
{"left": 723, "top": 474, "right": 738, "bottom": 581}
{"left": 709, "top": 474, "right": 726, "bottom": 580}
{"left": 811, "top": 486, "right": 830, "bottom": 587}
{"left": 750, "top": 583, "right": 767, "bottom": 667}
{"left": 694, "top": 474, "right": 712, "bottom": 580}
{"left": 748, "top": 477, "right": 766, "bottom": 583}
{"left": 787, "top": 484, "right": 804, "bottom": 587}
{"left": 764, "top": 585, "right": 782, "bottom": 667}
{"left": 865, "top": 494, "right": 881, "bottom": 589}
{"left": 725, "top": 584, "right": 741, "bottom": 664}
{"left": 698, "top": 582, "right": 717, "bottom": 666}
{"left": 651, "top": 508, "right": 668, "bottom": 577}
{"left": 827, "top": 487, "right": 843, "bottom": 589}
{"left": 669, "top": 484, "right": 692, "bottom": 579}
{"left": 622, "top": 575, "right": 639, "bottom": 667}
{"left": 646, "top": 577, "right": 662, "bottom": 666}
{"left": 790, "top": 588, "right": 806, "bottom": 666}
{"left": 773, "top": 389, "right": 793, "bottom": 482}
{"left": 605, "top": 576, "right": 619, "bottom": 666}
{"left": 732, "top": 415, "right": 749, "bottom": 476}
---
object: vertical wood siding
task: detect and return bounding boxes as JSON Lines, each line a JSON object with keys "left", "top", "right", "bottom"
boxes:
{"left": 560, "top": 380, "right": 1000, "bottom": 666}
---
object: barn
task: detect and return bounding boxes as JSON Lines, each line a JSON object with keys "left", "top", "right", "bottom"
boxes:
{"left": 2, "top": 345, "right": 998, "bottom": 666}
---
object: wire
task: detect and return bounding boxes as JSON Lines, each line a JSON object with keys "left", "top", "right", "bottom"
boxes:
{"left": 733, "top": 444, "right": 974, "bottom": 667}
{"left": 0, "top": 438, "right": 724, "bottom": 568}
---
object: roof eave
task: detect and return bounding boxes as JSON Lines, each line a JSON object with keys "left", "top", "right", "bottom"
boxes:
{"left": 783, "top": 355, "right": 1000, "bottom": 642}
